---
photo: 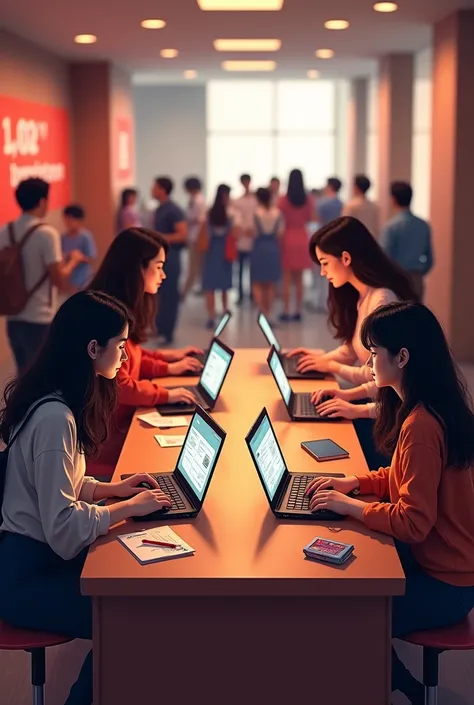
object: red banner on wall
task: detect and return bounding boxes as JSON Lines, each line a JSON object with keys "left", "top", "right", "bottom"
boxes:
{"left": 0, "top": 96, "right": 71, "bottom": 223}
{"left": 115, "top": 116, "right": 134, "bottom": 181}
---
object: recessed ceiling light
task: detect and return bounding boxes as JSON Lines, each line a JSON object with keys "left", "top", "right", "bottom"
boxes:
{"left": 74, "top": 34, "right": 97, "bottom": 44}
{"left": 184, "top": 70, "right": 198, "bottom": 79}
{"left": 198, "top": 0, "right": 283, "bottom": 10}
{"left": 160, "top": 49, "right": 179, "bottom": 58}
{"left": 307, "top": 70, "right": 320, "bottom": 79}
{"left": 141, "top": 19, "right": 166, "bottom": 29}
{"left": 324, "top": 19, "right": 350, "bottom": 30}
{"left": 315, "top": 49, "right": 334, "bottom": 59}
{"left": 214, "top": 38, "right": 281, "bottom": 51}
{"left": 373, "top": 2, "right": 398, "bottom": 12}
{"left": 222, "top": 60, "right": 276, "bottom": 71}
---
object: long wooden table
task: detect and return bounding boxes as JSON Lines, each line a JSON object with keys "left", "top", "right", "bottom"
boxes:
{"left": 82, "top": 349, "right": 405, "bottom": 705}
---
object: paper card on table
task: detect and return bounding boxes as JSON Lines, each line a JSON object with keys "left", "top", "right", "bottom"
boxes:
{"left": 137, "top": 411, "right": 189, "bottom": 429}
{"left": 155, "top": 434, "right": 186, "bottom": 448}
{"left": 118, "top": 526, "right": 195, "bottom": 565}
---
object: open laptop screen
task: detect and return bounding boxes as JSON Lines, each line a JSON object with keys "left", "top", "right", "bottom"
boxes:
{"left": 269, "top": 349, "right": 292, "bottom": 406}
{"left": 200, "top": 340, "right": 233, "bottom": 401}
{"left": 248, "top": 412, "right": 286, "bottom": 502}
{"left": 177, "top": 411, "right": 223, "bottom": 501}
{"left": 214, "top": 311, "right": 230, "bottom": 338}
{"left": 258, "top": 312, "right": 281, "bottom": 352}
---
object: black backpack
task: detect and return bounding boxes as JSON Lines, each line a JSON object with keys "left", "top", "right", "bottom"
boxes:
{"left": 0, "top": 398, "right": 62, "bottom": 519}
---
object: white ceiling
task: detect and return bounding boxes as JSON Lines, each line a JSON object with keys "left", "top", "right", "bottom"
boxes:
{"left": 2, "top": 0, "right": 474, "bottom": 82}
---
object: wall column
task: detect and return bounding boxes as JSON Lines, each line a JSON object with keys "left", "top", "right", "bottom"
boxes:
{"left": 348, "top": 77, "right": 368, "bottom": 180}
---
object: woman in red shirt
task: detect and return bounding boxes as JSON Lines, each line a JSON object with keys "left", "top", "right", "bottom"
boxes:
{"left": 306, "top": 302, "right": 474, "bottom": 704}
{"left": 87, "top": 228, "right": 202, "bottom": 478}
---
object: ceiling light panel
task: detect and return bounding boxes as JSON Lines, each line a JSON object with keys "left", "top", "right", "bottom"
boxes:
{"left": 214, "top": 39, "right": 281, "bottom": 51}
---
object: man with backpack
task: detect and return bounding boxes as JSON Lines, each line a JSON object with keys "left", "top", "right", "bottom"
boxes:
{"left": 0, "top": 178, "right": 85, "bottom": 373}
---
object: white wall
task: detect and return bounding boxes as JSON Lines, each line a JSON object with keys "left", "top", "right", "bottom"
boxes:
{"left": 133, "top": 85, "right": 207, "bottom": 209}
{"left": 366, "top": 74, "right": 379, "bottom": 200}
{"left": 411, "top": 47, "right": 433, "bottom": 220}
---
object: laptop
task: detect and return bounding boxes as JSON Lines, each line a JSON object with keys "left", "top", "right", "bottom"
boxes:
{"left": 123, "top": 405, "right": 226, "bottom": 521}
{"left": 257, "top": 311, "right": 326, "bottom": 380}
{"left": 245, "top": 407, "right": 344, "bottom": 521}
{"left": 189, "top": 311, "right": 232, "bottom": 366}
{"left": 157, "top": 338, "right": 235, "bottom": 415}
{"left": 267, "top": 346, "right": 341, "bottom": 422}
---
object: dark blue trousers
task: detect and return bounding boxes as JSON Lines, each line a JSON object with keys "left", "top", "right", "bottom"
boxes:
{"left": 6, "top": 320, "right": 49, "bottom": 374}
{"left": 391, "top": 540, "right": 474, "bottom": 695}
{"left": 0, "top": 532, "right": 92, "bottom": 705}
{"left": 155, "top": 247, "right": 182, "bottom": 341}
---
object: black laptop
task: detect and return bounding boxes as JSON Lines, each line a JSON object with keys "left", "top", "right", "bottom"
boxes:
{"left": 157, "top": 338, "right": 234, "bottom": 415}
{"left": 257, "top": 311, "right": 326, "bottom": 380}
{"left": 122, "top": 406, "right": 226, "bottom": 521}
{"left": 189, "top": 311, "right": 232, "bottom": 365}
{"left": 267, "top": 346, "right": 341, "bottom": 422}
{"left": 245, "top": 407, "right": 344, "bottom": 521}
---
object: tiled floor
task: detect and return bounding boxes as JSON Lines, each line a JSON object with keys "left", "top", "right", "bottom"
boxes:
{"left": 0, "top": 287, "right": 473, "bottom": 705}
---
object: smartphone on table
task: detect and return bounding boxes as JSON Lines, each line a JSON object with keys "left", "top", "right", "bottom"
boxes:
{"left": 301, "top": 439, "right": 349, "bottom": 462}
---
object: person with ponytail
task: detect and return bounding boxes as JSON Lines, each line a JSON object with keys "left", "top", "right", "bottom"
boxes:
{"left": 87, "top": 228, "right": 202, "bottom": 478}
{"left": 288, "top": 216, "right": 417, "bottom": 467}
{"left": 305, "top": 302, "right": 474, "bottom": 705}
{"left": 0, "top": 292, "right": 172, "bottom": 705}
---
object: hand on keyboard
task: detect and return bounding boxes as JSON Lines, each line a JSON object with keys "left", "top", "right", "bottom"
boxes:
{"left": 167, "top": 387, "right": 197, "bottom": 405}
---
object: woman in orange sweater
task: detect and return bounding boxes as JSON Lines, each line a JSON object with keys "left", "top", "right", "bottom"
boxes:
{"left": 306, "top": 302, "right": 474, "bottom": 704}
{"left": 87, "top": 228, "right": 202, "bottom": 478}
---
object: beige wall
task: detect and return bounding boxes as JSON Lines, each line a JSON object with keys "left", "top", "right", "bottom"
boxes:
{"left": 0, "top": 30, "right": 72, "bottom": 367}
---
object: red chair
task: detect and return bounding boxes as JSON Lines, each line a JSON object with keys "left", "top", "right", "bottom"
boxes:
{"left": 401, "top": 609, "right": 474, "bottom": 705}
{"left": 0, "top": 619, "right": 72, "bottom": 705}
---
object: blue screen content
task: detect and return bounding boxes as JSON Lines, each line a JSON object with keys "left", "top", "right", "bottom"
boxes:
{"left": 177, "top": 414, "right": 222, "bottom": 501}
{"left": 258, "top": 313, "right": 280, "bottom": 352}
{"left": 270, "top": 351, "right": 292, "bottom": 406}
{"left": 249, "top": 414, "right": 286, "bottom": 501}
{"left": 214, "top": 312, "right": 230, "bottom": 338}
{"left": 200, "top": 342, "right": 232, "bottom": 400}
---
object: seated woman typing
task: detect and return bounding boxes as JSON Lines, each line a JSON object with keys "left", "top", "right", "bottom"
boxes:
{"left": 87, "top": 228, "right": 202, "bottom": 478}
{"left": 305, "top": 302, "right": 474, "bottom": 705}
{"left": 0, "top": 292, "right": 172, "bottom": 705}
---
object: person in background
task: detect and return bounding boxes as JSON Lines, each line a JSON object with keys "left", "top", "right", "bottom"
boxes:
{"left": 278, "top": 169, "right": 315, "bottom": 321}
{"left": 87, "top": 228, "right": 201, "bottom": 478}
{"left": 288, "top": 216, "right": 417, "bottom": 469}
{"left": 233, "top": 174, "right": 257, "bottom": 305}
{"left": 306, "top": 301, "right": 474, "bottom": 705}
{"left": 0, "top": 178, "right": 85, "bottom": 373}
{"left": 318, "top": 177, "right": 344, "bottom": 225}
{"left": 181, "top": 177, "right": 206, "bottom": 300}
{"left": 343, "top": 175, "right": 380, "bottom": 239}
{"left": 250, "top": 187, "right": 283, "bottom": 322}
{"left": 61, "top": 205, "right": 97, "bottom": 292}
{"left": 201, "top": 185, "right": 240, "bottom": 329}
{"left": 152, "top": 177, "right": 187, "bottom": 344}
{"left": 0, "top": 291, "right": 173, "bottom": 705}
{"left": 382, "top": 181, "right": 434, "bottom": 301}
{"left": 269, "top": 176, "right": 281, "bottom": 207}
{"left": 117, "top": 188, "right": 141, "bottom": 233}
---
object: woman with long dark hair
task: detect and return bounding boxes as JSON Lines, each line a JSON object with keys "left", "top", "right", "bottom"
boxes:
{"left": 305, "top": 302, "right": 474, "bottom": 704}
{"left": 87, "top": 228, "right": 202, "bottom": 478}
{"left": 200, "top": 184, "right": 240, "bottom": 328}
{"left": 277, "top": 169, "right": 315, "bottom": 321}
{"left": 250, "top": 187, "right": 284, "bottom": 321}
{"left": 291, "top": 216, "right": 417, "bottom": 415}
{"left": 0, "top": 292, "right": 172, "bottom": 705}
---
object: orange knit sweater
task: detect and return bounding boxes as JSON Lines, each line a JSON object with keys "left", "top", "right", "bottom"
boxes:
{"left": 356, "top": 405, "right": 474, "bottom": 586}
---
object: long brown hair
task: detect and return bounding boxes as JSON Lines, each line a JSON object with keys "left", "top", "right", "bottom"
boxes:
{"left": 310, "top": 216, "right": 417, "bottom": 342}
{"left": 361, "top": 302, "right": 474, "bottom": 469}
{"left": 89, "top": 228, "right": 169, "bottom": 344}
{"left": 0, "top": 291, "right": 132, "bottom": 457}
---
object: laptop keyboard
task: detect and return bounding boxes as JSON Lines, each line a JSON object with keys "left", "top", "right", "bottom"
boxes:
{"left": 296, "top": 393, "right": 318, "bottom": 417}
{"left": 286, "top": 475, "right": 312, "bottom": 511}
{"left": 154, "top": 475, "right": 186, "bottom": 510}
{"left": 284, "top": 356, "right": 301, "bottom": 375}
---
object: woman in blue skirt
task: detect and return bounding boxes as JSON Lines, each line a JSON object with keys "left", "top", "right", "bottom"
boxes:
{"left": 201, "top": 184, "right": 240, "bottom": 328}
{"left": 250, "top": 187, "right": 284, "bottom": 321}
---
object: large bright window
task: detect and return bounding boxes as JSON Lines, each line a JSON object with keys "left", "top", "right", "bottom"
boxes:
{"left": 206, "top": 80, "right": 338, "bottom": 199}
{"left": 411, "top": 48, "right": 432, "bottom": 220}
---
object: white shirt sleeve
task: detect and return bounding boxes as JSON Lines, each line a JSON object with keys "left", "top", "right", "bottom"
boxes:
{"left": 38, "top": 225, "right": 62, "bottom": 267}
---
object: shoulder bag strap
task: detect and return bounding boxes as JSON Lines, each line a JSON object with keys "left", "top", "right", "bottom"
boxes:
{"left": 6, "top": 397, "right": 65, "bottom": 452}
